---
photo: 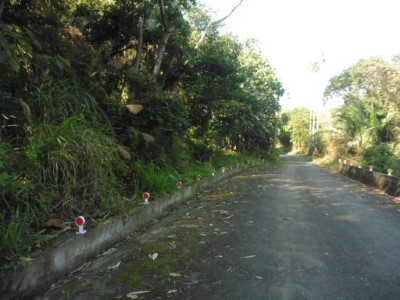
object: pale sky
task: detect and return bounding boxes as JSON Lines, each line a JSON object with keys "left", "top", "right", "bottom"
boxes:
{"left": 200, "top": 0, "right": 400, "bottom": 110}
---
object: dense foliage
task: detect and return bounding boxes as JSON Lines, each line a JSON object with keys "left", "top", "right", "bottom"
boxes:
{"left": 0, "top": 0, "right": 283, "bottom": 257}
{"left": 280, "top": 56, "right": 400, "bottom": 174}
{"left": 324, "top": 56, "right": 400, "bottom": 169}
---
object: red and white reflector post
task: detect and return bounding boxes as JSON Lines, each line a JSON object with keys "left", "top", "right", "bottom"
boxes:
{"left": 143, "top": 192, "right": 150, "bottom": 205}
{"left": 75, "top": 216, "right": 86, "bottom": 235}
{"left": 196, "top": 175, "right": 201, "bottom": 181}
{"left": 221, "top": 167, "right": 225, "bottom": 173}
{"left": 212, "top": 169, "right": 215, "bottom": 176}
{"left": 176, "top": 181, "right": 182, "bottom": 188}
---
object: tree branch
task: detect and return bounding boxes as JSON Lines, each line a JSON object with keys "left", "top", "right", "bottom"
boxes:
{"left": 158, "top": 0, "right": 168, "bottom": 29}
{"left": 196, "top": 0, "right": 244, "bottom": 49}
{"left": 211, "top": 0, "right": 244, "bottom": 27}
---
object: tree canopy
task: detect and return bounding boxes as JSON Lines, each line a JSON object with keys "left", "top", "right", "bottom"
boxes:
{"left": 324, "top": 56, "right": 400, "bottom": 153}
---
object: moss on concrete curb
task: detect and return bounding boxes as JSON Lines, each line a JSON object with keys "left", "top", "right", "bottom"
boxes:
{"left": 0, "top": 160, "right": 264, "bottom": 300}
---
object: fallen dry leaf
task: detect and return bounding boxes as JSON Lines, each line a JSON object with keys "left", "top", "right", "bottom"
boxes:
{"left": 107, "top": 261, "right": 121, "bottom": 270}
{"left": 125, "top": 104, "right": 143, "bottom": 115}
{"left": 243, "top": 255, "right": 256, "bottom": 259}
{"left": 19, "top": 256, "right": 32, "bottom": 263}
{"left": 101, "top": 247, "right": 117, "bottom": 256}
{"left": 46, "top": 218, "right": 67, "bottom": 229}
{"left": 219, "top": 210, "right": 231, "bottom": 216}
{"left": 169, "top": 272, "right": 181, "bottom": 277}
{"left": 126, "top": 291, "right": 150, "bottom": 298}
{"left": 255, "top": 276, "right": 263, "bottom": 280}
{"left": 179, "top": 224, "right": 200, "bottom": 228}
{"left": 71, "top": 262, "right": 91, "bottom": 275}
{"left": 167, "top": 289, "right": 178, "bottom": 294}
{"left": 148, "top": 253, "right": 158, "bottom": 261}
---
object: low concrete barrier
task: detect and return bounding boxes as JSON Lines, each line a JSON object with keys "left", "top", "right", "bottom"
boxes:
{"left": 0, "top": 161, "right": 263, "bottom": 300}
{"left": 337, "top": 162, "right": 400, "bottom": 196}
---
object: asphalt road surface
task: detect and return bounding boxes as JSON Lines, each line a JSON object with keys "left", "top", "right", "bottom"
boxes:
{"left": 38, "top": 155, "right": 400, "bottom": 300}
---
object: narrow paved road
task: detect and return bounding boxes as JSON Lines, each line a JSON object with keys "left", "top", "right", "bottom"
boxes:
{"left": 39, "top": 155, "right": 400, "bottom": 300}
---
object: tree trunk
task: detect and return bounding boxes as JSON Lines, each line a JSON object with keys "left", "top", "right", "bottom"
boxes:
{"left": 160, "top": 55, "right": 177, "bottom": 90}
{"left": 132, "top": 17, "right": 144, "bottom": 72}
{"left": 152, "top": 0, "right": 173, "bottom": 77}
{"left": 152, "top": 28, "right": 170, "bottom": 77}
{"left": 273, "top": 111, "right": 278, "bottom": 149}
{"left": 0, "top": 0, "right": 4, "bottom": 22}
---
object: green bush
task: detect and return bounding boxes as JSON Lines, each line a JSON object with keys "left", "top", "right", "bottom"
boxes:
{"left": 361, "top": 144, "right": 393, "bottom": 172}
{"left": 308, "top": 133, "right": 325, "bottom": 157}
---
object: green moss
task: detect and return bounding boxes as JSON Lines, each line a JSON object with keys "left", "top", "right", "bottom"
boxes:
{"left": 209, "top": 190, "right": 236, "bottom": 200}
{"left": 115, "top": 232, "right": 200, "bottom": 288}
{"left": 116, "top": 260, "right": 146, "bottom": 287}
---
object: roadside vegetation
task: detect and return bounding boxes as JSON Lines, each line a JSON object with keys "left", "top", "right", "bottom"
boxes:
{"left": 279, "top": 56, "right": 400, "bottom": 175}
{"left": 0, "top": 1, "right": 283, "bottom": 263}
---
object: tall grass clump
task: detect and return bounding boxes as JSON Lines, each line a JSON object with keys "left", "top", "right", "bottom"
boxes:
{"left": 1, "top": 115, "right": 132, "bottom": 259}
{"left": 32, "top": 79, "right": 107, "bottom": 124}
{"left": 0, "top": 143, "right": 30, "bottom": 255}
{"left": 27, "top": 116, "right": 129, "bottom": 215}
{"left": 0, "top": 141, "right": 53, "bottom": 256}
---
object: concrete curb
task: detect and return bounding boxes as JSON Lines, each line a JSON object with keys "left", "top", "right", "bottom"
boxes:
{"left": 337, "top": 162, "right": 400, "bottom": 196}
{"left": 0, "top": 161, "right": 263, "bottom": 300}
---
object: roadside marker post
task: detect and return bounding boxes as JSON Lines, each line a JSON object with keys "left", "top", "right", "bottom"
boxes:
{"left": 196, "top": 175, "right": 201, "bottom": 181}
{"left": 221, "top": 167, "right": 225, "bottom": 173}
{"left": 143, "top": 192, "right": 150, "bottom": 205}
{"left": 211, "top": 169, "right": 215, "bottom": 176}
{"left": 75, "top": 216, "right": 86, "bottom": 235}
{"left": 176, "top": 181, "right": 182, "bottom": 188}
